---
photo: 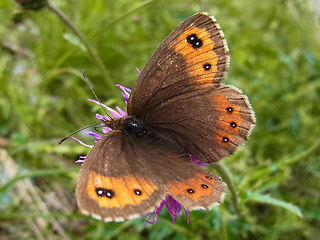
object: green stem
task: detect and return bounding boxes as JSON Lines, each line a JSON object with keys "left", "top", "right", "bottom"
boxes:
{"left": 213, "top": 163, "right": 240, "bottom": 218}
{"left": 220, "top": 208, "right": 230, "bottom": 240}
{"left": 282, "top": 138, "right": 320, "bottom": 165}
{"left": 46, "top": 2, "right": 118, "bottom": 99}
{"left": 89, "top": 0, "right": 156, "bottom": 39}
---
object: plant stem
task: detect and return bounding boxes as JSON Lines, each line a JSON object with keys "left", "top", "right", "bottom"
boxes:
{"left": 282, "top": 138, "right": 320, "bottom": 165}
{"left": 89, "top": 0, "right": 156, "bottom": 39}
{"left": 213, "top": 163, "right": 240, "bottom": 218}
{"left": 46, "top": 2, "right": 118, "bottom": 99}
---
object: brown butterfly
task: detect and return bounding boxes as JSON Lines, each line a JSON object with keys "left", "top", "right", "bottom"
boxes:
{"left": 75, "top": 12, "right": 255, "bottom": 222}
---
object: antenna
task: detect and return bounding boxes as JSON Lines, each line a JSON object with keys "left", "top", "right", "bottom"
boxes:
{"left": 59, "top": 122, "right": 101, "bottom": 144}
{"left": 82, "top": 70, "right": 112, "bottom": 119}
{"left": 59, "top": 71, "right": 113, "bottom": 145}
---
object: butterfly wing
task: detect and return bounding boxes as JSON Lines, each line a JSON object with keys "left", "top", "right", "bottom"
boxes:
{"left": 128, "top": 12, "right": 255, "bottom": 163}
{"left": 128, "top": 12, "right": 229, "bottom": 113}
{"left": 76, "top": 130, "right": 225, "bottom": 222}
{"left": 76, "top": 130, "right": 166, "bottom": 222}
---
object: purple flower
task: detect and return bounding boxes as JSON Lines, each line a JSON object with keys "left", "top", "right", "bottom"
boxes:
{"left": 144, "top": 195, "right": 190, "bottom": 226}
{"left": 74, "top": 70, "right": 206, "bottom": 225}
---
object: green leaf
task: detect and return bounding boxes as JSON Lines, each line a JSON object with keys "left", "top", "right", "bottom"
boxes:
{"left": 243, "top": 192, "right": 302, "bottom": 218}
{"left": 63, "top": 33, "right": 86, "bottom": 51}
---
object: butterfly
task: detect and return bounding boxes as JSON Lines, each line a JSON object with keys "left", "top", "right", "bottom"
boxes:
{"left": 75, "top": 12, "right": 255, "bottom": 222}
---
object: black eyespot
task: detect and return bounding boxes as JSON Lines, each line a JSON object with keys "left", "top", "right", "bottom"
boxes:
{"left": 206, "top": 176, "right": 213, "bottom": 180}
{"left": 96, "top": 188, "right": 104, "bottom": 196}
{"left": 95, "top": 188, "right": 115, "bottom": 199}
{"left": 222, "top": 137, "right": 229, "bottom": 143}
{"left": 226, "top": 107, "right": 233, "bottom": 113}
{"left": 134, "top": 189, "right": 142, "bottom": 196}
{"left": 201, "top": 184, "right": 209, "bottom": 189}
{"left": 187, "top": 188, "right": 195, "bottom": 194}
{"left": 203, "top": 63, "right": 211, "bottom": 71}
{"left": 186, "top": 34, "right": 203, "bottom": 49}
{"left": 230, "top": 122, "right": 237, "bottom": 128}
{"left": 105, "top": 190, "right": 114, "bottom": 198}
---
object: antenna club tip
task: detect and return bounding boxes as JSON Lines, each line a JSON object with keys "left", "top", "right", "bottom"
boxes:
{"left": 59, "top": 137, "right": 67, "bottom": 145}
{"left": 82, "top": 70, "right": 87, "bottom": 78}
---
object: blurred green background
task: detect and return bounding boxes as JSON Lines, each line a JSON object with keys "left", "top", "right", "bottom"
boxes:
{"left": 1, "top": 0, "right": 320, "bottom": 239}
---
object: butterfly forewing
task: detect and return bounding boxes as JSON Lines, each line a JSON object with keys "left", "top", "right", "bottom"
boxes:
{"left": 127, "top": 12, "right": 255, "bottom": 163}
{"left": 128, "top": 12, "right": 229, "bottom": 116}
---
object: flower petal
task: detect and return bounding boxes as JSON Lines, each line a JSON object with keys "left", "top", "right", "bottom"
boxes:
{"left": 71, "top": 137, "right": 93, "bottom": 148}
{"left": 82, "top": 131, "right": 102, "bottom": 140}
{"left": 87, "top": 99, "right": 122, "bottom": 118}
{"left": 144, "top": 195, "right": 189, "bottom": 226}
{"left": 190, "top": 154, "right": 208, "bottom": 167}
{"left": 75, "top": 155, "right": 86, "bottom": 163}
{"left": 116, "top": 106, "right": 127, "bottom": 117}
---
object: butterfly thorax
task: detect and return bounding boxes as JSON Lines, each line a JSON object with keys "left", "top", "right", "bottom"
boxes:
{"left": 103, "top": 116, "right": 147, "bottom": 136}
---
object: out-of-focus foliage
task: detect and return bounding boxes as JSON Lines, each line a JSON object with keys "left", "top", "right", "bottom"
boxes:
{"left": 0, "top": 0, "right": 319, "bottom": 239}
